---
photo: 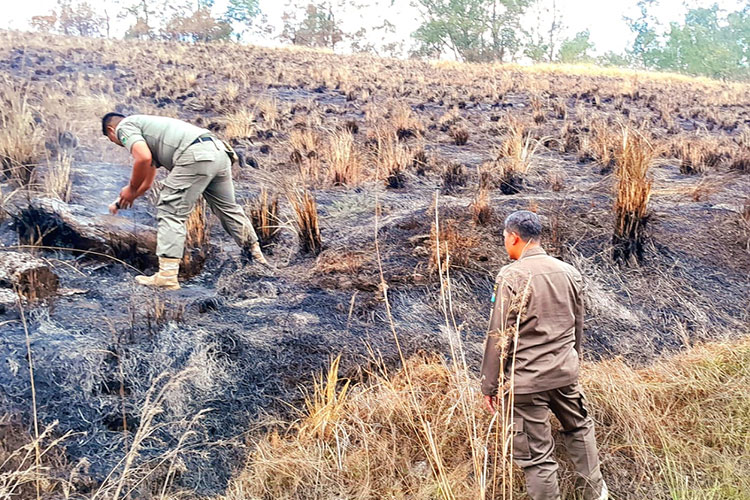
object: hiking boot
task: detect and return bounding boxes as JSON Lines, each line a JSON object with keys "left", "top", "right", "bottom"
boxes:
{"left": 135, "top": 257, "right": 180, "bottom": 290}
{"left": 242, "top": 242, "right": 270, "bottom": 266}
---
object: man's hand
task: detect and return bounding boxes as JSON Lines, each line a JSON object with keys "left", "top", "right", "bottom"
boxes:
{"left": 109, "top": 198, "right": 120, "bottom": 215}
{"left": 119, "top": 185, "right": 136, "bottom": 209}
{"left": 484, "top": 394, "right": 498, "bottom": 414}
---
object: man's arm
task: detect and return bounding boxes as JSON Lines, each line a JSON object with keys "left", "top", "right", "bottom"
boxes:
{"left": 573, "top": 276, "right": 584, "bottom": 357}
{"left": 480, "top": 276, "right": 514, "bottom": 400}
{"left": 119, "top": 141, "right": 154, "bottom": 208}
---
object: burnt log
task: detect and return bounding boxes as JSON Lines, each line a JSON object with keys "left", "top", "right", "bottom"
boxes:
{"left": 0, "top": 251, "right": 59, "bottom": 300}
{"left": 10, "top": 198, "right": 206, "bottom": 277}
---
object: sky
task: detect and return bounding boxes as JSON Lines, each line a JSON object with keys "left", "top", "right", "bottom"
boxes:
{"left": 3, "top": 0, "right": 747, "bottom": 58}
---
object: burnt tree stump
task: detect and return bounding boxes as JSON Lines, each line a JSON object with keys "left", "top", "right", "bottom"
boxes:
{"left": 10, "top": 198, "right": 206, "bottom": 277}
{"left": 0, "top": 251, "right": 59, "bottom": 300}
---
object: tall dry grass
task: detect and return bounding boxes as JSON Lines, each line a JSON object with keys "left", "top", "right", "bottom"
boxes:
{"left": 289, "top": 126, "right": 323, "bottom": 183}
{"left": 219, "top": 330, "right": 750, "bottom": 500}
{"left": 219, "top": 196, "right": 522, "bottom": 500}
{"left": 325, "top": 130, "right": 361, "bottom": 187}
{"left": 612, "top": 127, "right": 655, "bottom": 264}
{"left": 0, "top": 79, "right": 44, "bottom": 187}
{"left": 182, "top": 199, "right": 210, "bottom": 272}
{"left": 373, "top": 129, "right": 411, "bottom": 187}
{"left": 490, "top": 118, "right": 542, "bottom": 194}
{"left": 43, "top": 152, "right": 72, "bottom": 202}
{"left": 224, "top": 109, "right": 256, "bottom": 140}
{"left": 246, "top": 188, "right": 281, "bottom": 250}
{"left": 287, "top": 187, "right": 322, "bottom": 255}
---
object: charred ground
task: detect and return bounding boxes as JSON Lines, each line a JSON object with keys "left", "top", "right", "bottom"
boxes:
{"left": 0, "top": 31, "right": 748, "bottom": 496}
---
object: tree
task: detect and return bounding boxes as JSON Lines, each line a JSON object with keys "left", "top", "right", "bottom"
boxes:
{"left": 557, "top": 29, "right": 595, "bottom": 63}
{"left": 31, "top": 0, "right": 107, "bottom": 37}
{"left": 625, "top": 0, "right": 666, "bottom": 68}
{"left": 31, "top": 14, "right": 58, "bottom": 33}
{"left": 120, "top": 0, "right": 162, "bottom": 39}
{"left": 165, "top": 7, "right": 232, "bottom": 42}
{"left": 597, "top": 51, "right": 631, "bottom": 68}
{"left": 523, "top": 0, "right": 564, "bottom": 63}
{"left": 412, "top": 0, "right": 530, "bottom": 63}
{"left": 626, "top": 2, "right": 750, "bottom": 79}
{"left": 224, "top": 0, "right": 261, "bottom": 29}
{"left": 281, "top": 2, "right": 345, "bottom": 49}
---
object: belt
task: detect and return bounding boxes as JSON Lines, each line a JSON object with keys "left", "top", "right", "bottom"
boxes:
{"left": 190, "top": 135, "right": 215, "bottom": 146}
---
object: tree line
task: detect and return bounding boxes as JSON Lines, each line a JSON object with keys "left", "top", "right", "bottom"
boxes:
{"left": 29, "top": 0, "right": 750, "bottom": 80}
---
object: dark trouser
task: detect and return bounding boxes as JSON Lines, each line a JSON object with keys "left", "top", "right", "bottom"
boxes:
{"left": 513, "top": 383, "right": 604, "bottom": 500}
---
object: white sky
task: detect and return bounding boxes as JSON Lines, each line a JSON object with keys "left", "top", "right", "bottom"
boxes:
{"left": 3, "top": 0, "right": 747, "bottom": 57}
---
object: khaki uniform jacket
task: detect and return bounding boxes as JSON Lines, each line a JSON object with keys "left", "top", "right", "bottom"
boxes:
{"left": 115, "top": 115, "right": 211, "bottom": 170}
{"left": 480, "top": 247, "right": 584, "bottom": 396}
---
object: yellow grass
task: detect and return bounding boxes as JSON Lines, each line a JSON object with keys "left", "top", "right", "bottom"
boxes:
{"left": 325, "top": 130, "right": 361, "bottom": 187}
{"left": 224, "top": 109, "right": 256, "bottom": 140}
{"left": 218, "top": 336, "right": 750, "bottom": 500}
{"left": 287, "top": 187, "right": 322, "bottom": 255}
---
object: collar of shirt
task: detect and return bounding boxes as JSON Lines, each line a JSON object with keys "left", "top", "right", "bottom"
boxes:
{"left": 519, "top": 246, "right": 547, "bottom": 260}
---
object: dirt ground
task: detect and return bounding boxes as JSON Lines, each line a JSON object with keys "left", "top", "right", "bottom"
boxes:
{"left": 0, "top": 31, "right": 748, "bottom": 495}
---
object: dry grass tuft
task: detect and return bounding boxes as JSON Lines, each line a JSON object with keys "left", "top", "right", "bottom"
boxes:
{"left": 471, "top": 187, "right": 492, "bottom": 226}
{"left": 246, "top": 188, "right": 281, "bottom": 250}
{"left": 671, "top": 136, "right": 725, "bottom": 175}
{"left": 287, "top": 187, "right": 322, "bottom": 255}
{"left": 585, "top": 120, "right": 620, "bottom": 168}
{"left": 441, "top": 162, "right": 467, "bottom": 194}
{"left": 729, "top": 148, "right": 750, "bottom": 172}
{"left": 181, "top": 199, "right": 210, "bottom": 273}
{"left": 429, "top": 217, "right": 481, "bottom": 272}
{"left": 289, "top": 125, "right": 322, "bottom": 182}
{"left": 389, "top": 102, "right": 423, "bottom": 140}
{"left": 220, "top": 336, "right": 750, "bottom": 500}
{"left": 612, "top": 127, "right": 654, "bottom": 264}
{"left": 449, "top": 126, "right": 470, "bottom": 145}
{"left": 494, "top": 118, "right": 541, "bottom": 190}
{"left": 44, "top": 152, "right": 72, "bottom": 202}
{"left": 372, "top": 130, "right": 411, "bottom": 188}
{"left": 224, "top": 109, "right": 256, "bottom": 140}
{"left": 256, "top": 97, "right": 280, "bottom": 130}
{"left": 325, "top": 130, "right": 361, "bottom": 187}
{"left": 0, "top": 80, "right": 44, "bottom": 187}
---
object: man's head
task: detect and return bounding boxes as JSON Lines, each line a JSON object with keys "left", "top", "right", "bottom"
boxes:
{"left": 102, "top": 112, "right": 125, "bottom": 145}
{"left": 503, "top": 210, "right": 542, "bottom": 260}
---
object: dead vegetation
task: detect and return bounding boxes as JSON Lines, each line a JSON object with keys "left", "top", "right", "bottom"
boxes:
{"left": 182, "top": 199, "right": 210, "bottom": 273}
{"left": 246, "top": 188, "right": 281, "bottom": 250}
{"left": 0, "top": 30, "right": 749, "bottom": 500}
{"left": 218, "top": 337, "right": 750, "bottom": 500}
{"left": 613, "top": 127, "right": 655, "bottom": 264}
{"left": 287, "top": 187, "right": 322, "bottom": 255}
{"left": 0, "top": 79, "right": 44, "bottom": 187}
{"left": 325, "top": 130, "right": 361, "bottom": 187}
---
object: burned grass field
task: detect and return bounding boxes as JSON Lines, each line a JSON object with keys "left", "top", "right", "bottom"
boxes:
{"left": 0, "top": 30, "right": 749, "bottom": 498}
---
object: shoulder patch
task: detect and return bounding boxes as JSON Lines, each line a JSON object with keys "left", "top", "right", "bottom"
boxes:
{"left": 491, "top": 282, "right": 498, "bottom": 303}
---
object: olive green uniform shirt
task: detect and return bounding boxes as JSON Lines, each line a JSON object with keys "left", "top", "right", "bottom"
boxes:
{"left": 115, "top": 115, "right": 210, "bottom": 170}
{"left": 480, "top": 247, "right": 584, "bottom": 396}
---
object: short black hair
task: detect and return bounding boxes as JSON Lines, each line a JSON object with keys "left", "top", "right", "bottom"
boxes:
{"left": 101, "top": 112, "right": 125, "bottom": 136}
{"left": 504, "top": 210, "right": 542, "bottom": 242}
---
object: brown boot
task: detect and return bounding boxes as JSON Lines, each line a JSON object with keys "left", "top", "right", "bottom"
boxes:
{"left": 135, "top": 257, "right": 181, "bottom": 290}
{"left": 243, "top": 242, "right": 270, "bottom": 266}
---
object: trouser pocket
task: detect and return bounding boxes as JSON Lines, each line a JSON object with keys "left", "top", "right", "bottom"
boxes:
{"left": 157, "top": 183, "right": 191, "bottom": 217}
{"left": 512, "top": 417, "right": 532, "bottom": 460}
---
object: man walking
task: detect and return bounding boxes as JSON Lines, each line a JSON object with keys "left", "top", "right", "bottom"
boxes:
{"left": 102, "top": 113, "right": 268, "bottom": 290}
{"left": 481, "top": 211, "right": 607, "bottom": 500}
